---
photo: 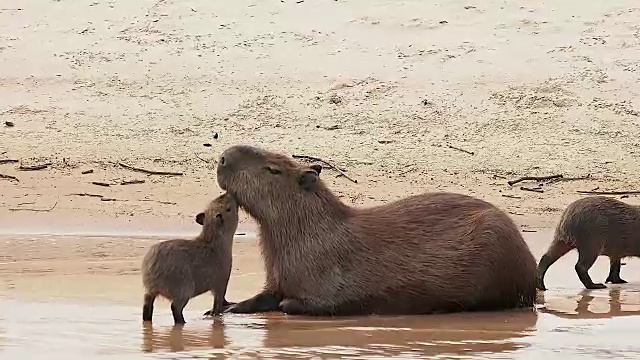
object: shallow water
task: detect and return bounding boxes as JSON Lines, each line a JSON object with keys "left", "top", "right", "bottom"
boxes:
{"left": 1, "top": 231, "right": 639, "bottom": 359}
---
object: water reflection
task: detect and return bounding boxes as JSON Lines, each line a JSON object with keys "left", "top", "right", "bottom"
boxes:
{"left": 540, "top": 288, "right": 640, "bottom": 319}
{"left": 141, "top": 320, "right": 228, "bottom": 353}
{"left": 141, "top": 309, "right": 538, "bottom": 358}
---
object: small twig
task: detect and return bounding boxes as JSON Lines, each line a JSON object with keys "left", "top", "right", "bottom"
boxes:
{"left": 91, "top": 181, "right": 111, "bottom": 187}
{"left": 501, "top": 194, "right": 521, "bottom": 199}
{"left": 81, "top": 169, "right": 94, "bottom": 175}
{"left": 447, "top": 145, "right": 474, "bottom": 155}
{"left": 399, "top": 165, "right": 417, "bottom": 176}
{"left": 522, "top": 229, "right": 537, "bottom": 233}
{"left": 195, "top": 153, "right": 216, "bottom": 164}
{"left": 100, "top": 198, "right": 120, "bottom": 202}
{"left": 577, "top": 190, "right": 640, "bottom": 196}
{"left": 9, "top": 201, "right": 58, "bottom": 212}
{"left": 119, "top": 162, "right": 184, "bottom": 176}
{"left": 546, "top": 174, "right": 592, "bottom": 184}
{"left": 292, "top": 155, "right": 357, "bottom": 184}
{"left": 0, "top": 173, "right": 19, "bottom": 182}
{"left": 520, "top": 186, "right": 544, "bottom": 193}
{"left": 121, "top": 179, "right": 145, "bottom": 185}
{"left": 0, "top": 159, "right": 19, "bottom": 165}
{"left": 18, "top": 162, "right": 52, "bottom": 171}
{"left": 139, "top": 199, "right": 177, "bottom": 205}
{"left": 508, "top": 174, "right": 563, "bottom": 186}
{"left": 69, "top": 193, "right": 103, "bottom": 198}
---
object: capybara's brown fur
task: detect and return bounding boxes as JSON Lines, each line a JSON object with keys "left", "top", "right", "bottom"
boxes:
{"left": 215, "top": 145, "right": 537, "bottom": 316}
{"left": 141, "top": 193, "right": 239, "bottom": 324}
{"left": 537, "top": 196, "right": 640, "bottom": 291}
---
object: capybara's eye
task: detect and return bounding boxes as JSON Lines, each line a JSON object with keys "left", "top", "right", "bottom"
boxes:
{"left": 220, "top": 156, "right": 225, "bottom": 165}
{"left": 265, "top": 166, "right": 281, "bottom": 175}
{"left": 226, "top": 207, "right": 231, "bottom": 212}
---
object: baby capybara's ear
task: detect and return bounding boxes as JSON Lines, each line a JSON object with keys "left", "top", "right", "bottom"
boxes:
{"left": 310, "top": 164, "right": 322, "bottom": 175}
{"left": 195, "top": 212, "right": 205, "bottom": 225}
{"left": 298, "top": 169, "right": 319, "bottom": 190}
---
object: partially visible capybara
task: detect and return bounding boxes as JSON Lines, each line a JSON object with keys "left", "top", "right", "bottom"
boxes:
{"left": 214, "top": 144, "right": 537, "bottom": 316}
{"left": 537, "top": 196, "right": 640, "bottom": 291}
{"left": 141, "top": 193, "right": 239, "bottom": 324}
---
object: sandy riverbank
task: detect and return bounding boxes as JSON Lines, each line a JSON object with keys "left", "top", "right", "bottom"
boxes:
{"left": 2, "top": 0, "right": 640, "bottom": 236}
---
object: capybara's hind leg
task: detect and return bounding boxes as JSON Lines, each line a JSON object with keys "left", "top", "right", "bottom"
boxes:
{"left": 605, "top": 257, "right": 627, "bottom": 284}
{"left": 575, "top": 249, "right": 606, "bottom": 290}
{"left": 171, "top": 299, "right": 189, "bottom": 325}
{"left": 279, "top": 298, "right": 338, "bottom": 316}
{"left": 537, "top": 241, "right": 573, "bottom": 291}
{"left": 143, "top": 293, "right": 156, "bottom": 322}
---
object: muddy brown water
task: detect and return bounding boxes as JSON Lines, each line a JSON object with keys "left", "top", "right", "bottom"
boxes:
{"left": 1, "top": 230, "right": 639, "bottom": 359}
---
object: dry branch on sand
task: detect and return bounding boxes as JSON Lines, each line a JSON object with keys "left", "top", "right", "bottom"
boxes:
{"left": 292, "top": 154, "right": 358, "bottom": 184}
{"left": 119, "top": 163, "right": 183, "bottom": 176}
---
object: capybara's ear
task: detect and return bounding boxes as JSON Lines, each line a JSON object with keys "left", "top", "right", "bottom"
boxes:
{"left": 195, "top": 212, "right": 205, "bottom": 226}
{"left": 299, "top": 170, "right": 319, "bottom": 190}
{"left": 310, "top": 164, "right": 322, "bottom": 175}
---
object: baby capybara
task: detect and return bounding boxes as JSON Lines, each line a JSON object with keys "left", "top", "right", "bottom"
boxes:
{"left": 215, "top": 144, "right": 537, "bottom": 316}
{"left": 141, "top": 193, "right": 239, "bottom": 324}
{"left": 537, "top": 196, "right": 640, "bottom": 291}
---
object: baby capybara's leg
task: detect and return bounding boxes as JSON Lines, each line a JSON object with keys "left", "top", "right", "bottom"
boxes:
{"left": 605, "top": 257, "right": 627, "bottom": 284}
{"left": 171, "top": 299, "right": 189, "bottom": 325}
{"left": 142, "top": 293, "right": 157, "bottom": 322}
{"left": 537, "top": 241, "right": 573, "bottom": 291}
{"left": 575, "top": 247, "right": 606, "bottom": 290}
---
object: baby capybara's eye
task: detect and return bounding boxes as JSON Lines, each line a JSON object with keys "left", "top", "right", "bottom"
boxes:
{"left": 227, "top": 207, "right": 231, "bottom": 212}
{"left": 220, "top": 156, "right": 225, "bottom": 165}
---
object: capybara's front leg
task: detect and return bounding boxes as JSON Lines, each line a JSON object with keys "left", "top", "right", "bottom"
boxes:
{"left": 223, "top": 291, "right": 282, "bottom": 314}
{"left": 605, "top": 257, "right": 627, "bottom": 284}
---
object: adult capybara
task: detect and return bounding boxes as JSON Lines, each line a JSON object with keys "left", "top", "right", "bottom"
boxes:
{"left": 215, "top": 144, "right": 537, "bottom": 316}
{"left": 141, "top": 193, "right": 239, "bottom": 324}
{"left": 537, "top": 196, "right": 640, "bottom": 291}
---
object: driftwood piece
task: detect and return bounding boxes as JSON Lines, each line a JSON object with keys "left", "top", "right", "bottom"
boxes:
{"left": 0, "top": 159, "right": 18, "bottom": 165}
{"left": 508, "top": 174, "right": 563, "bottom": 186}
{"left": 0, "top": 173, "right": 18, "bottom": 182}
{"left": 119, "top": 162, "right": 183, "bottom": 176}
{"left": 577, "top": 190, "right": 640, "bottom": 196}
{"left": 69, "top": 193, "right": 104, "bottom": 198}
{"left": 121, "top": 179, "right": 145, "bottom": 185}
{"left": 447, "top": 145, "right": 474, "bottom": 155}
{"left": 18, "top": 162, "right": 52, "bottom": 171}
{"left": 520, "top": 186, "right": 544, "bottom": 193}
{"left": 501, "top": 194, "right": 522, "bottom": 199}
{"left": 292, "top": 154, "right": 357, "bottom": 184}
{"left": 91, "top": 181, "right": 111, "bottom": 187}
{"left": 9, "top": 201, "right": 58, "bottom": 212}
{"left": 81, "top": 169, "right": 94, "bottom": 174}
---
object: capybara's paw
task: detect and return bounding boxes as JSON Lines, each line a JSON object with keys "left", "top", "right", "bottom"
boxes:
{"left": 586, "top": 283, "right": 607, "bottom": 290}
{"left": 279, "top": 298, "right": 306, "bottom": 315}
{"left": 222, "top": 303, "right": 246, "bottom": 314}
{"left": 606, "top": 278, "right": 628, "bottom": 284}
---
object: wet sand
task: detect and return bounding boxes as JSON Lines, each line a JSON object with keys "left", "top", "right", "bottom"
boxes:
{"left": 1, "top": 230, "right": 640, "bottom": 359}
